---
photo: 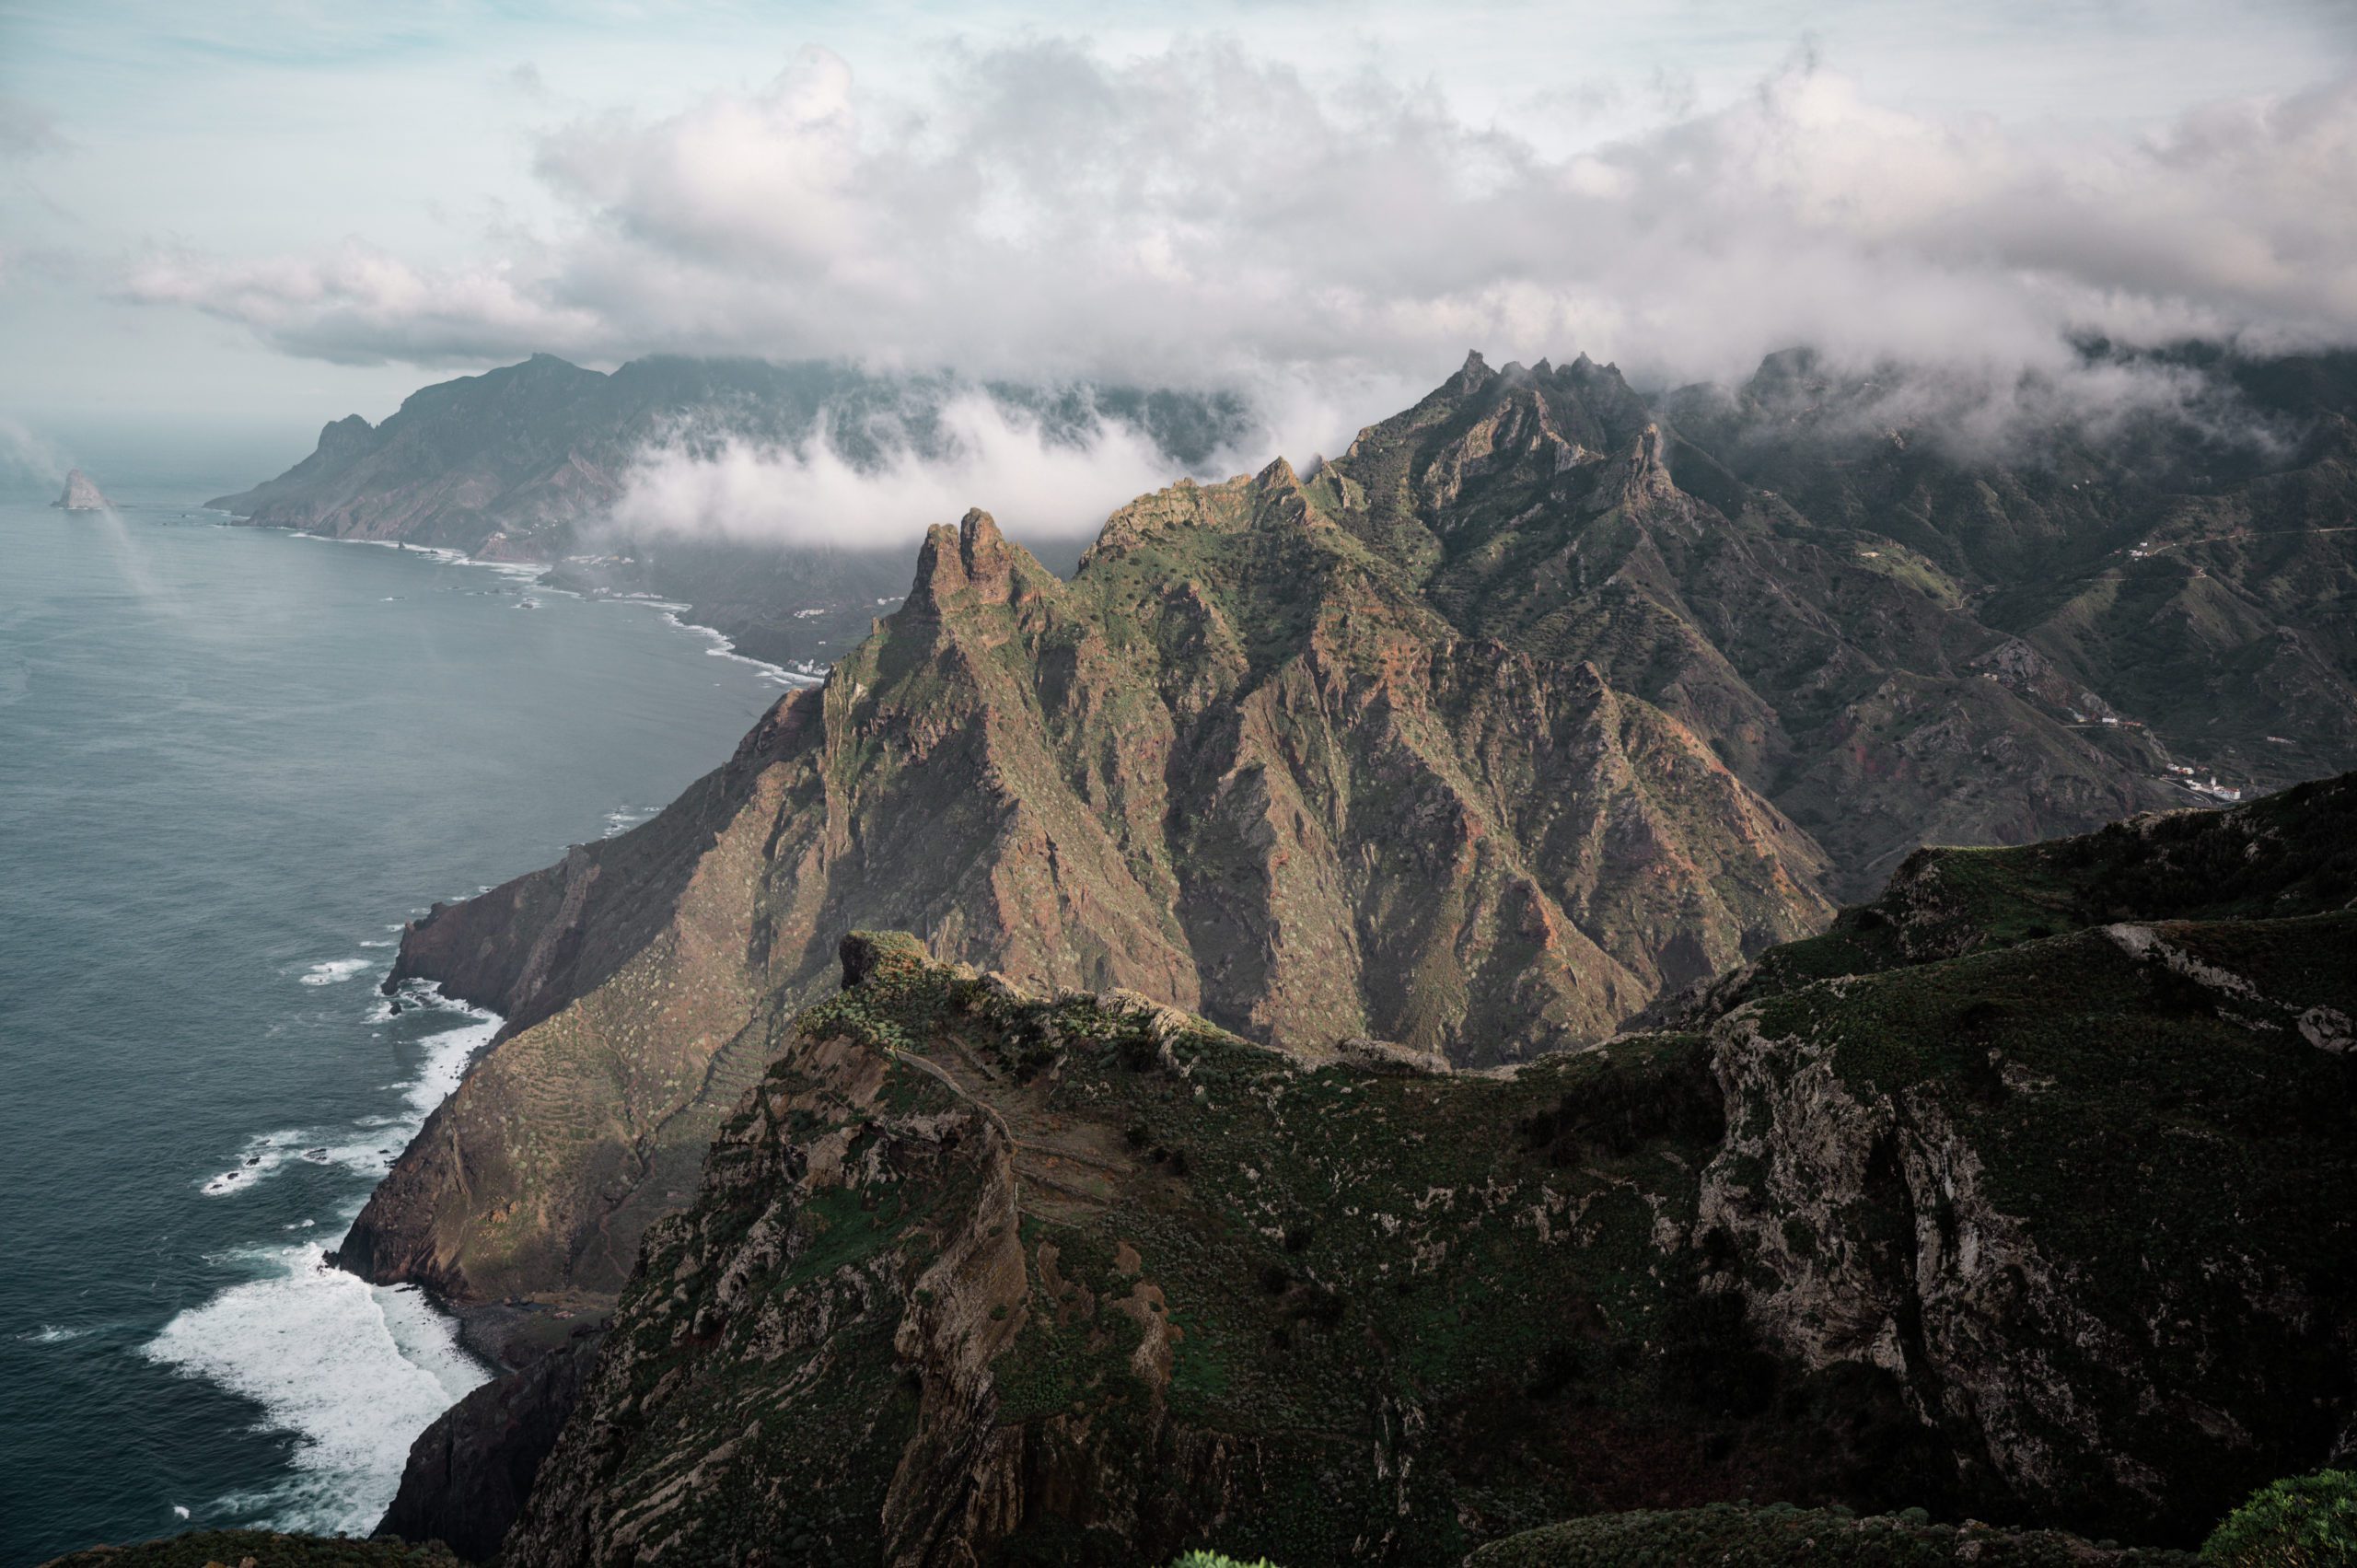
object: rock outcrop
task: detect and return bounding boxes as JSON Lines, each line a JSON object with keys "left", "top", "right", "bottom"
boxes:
{"left": 52, "top": 470, "right": 108, "bottom": 511}
{"left": 496, "top": 934, "right": 1911, "bottom": 1567}
{"left": 376, "top": 1334, "right": 601, "bottom": 1561}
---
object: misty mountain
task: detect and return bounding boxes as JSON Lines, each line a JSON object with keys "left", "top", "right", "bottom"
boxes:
{"left": 215, "top": 343, "right": 2357, "bottom": 889}
{"left": 206, "top": 353, "right": 1253, "bottom": 669}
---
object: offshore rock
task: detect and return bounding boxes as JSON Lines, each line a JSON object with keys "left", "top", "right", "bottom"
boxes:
{"left": 52, "top": 470, "right": 108, "bottom": 510}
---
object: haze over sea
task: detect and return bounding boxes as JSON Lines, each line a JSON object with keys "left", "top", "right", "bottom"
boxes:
{"left": 0, "top": 435, "right": 798, "bottom": 1565}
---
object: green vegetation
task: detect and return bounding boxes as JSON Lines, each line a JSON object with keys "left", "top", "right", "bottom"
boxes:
{"left": 1721, "top": 770, "right": 2357, "bottom": 1016}
{"left": 40, "top": 1533, "right": 460, "bottom": 1568}
{"left": 1466, "top": 1503, "right": 2197, "bottom": 1566}
{"left": 2203, "top": 1470, "right": 2357, "bottom": 1568}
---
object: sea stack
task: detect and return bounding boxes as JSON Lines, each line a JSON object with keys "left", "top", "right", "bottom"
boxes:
{"left": 53, "top": 470, "right": 110, "bottom": 511}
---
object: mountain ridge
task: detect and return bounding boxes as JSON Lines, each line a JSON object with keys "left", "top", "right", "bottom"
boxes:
{"left": 343, "top": 482, "right": 1833, "bottom": 1308}
{"left": 332, "top": 345, "right": 2357, "bottom": 1333}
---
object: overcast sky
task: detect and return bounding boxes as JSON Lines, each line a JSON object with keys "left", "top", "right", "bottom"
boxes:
{"left": 4, "top": 0, "right": 2354, "bottom": 444}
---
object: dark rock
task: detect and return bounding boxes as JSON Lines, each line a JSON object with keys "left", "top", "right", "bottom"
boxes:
{"left": 376, "top": 1332, "right": 600, "bottom": 1562}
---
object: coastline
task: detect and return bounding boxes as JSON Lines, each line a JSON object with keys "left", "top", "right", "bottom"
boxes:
{"left": 215, "top": 509, "right": 828, "bottom": 691}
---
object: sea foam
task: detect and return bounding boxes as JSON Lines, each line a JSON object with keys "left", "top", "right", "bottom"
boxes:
{"left": 298, "top": 958, "right": 373, "bottom": 986}
{"left": 198, "top": 994, "right": 495, "bottom": 1193}
{"left": 143, "top": 1242, "right": 486, "bottom": 1535}
{"left": 155, "top": 987, "right": 501, "bottom": 1528}
{"left": 651, "top": 606, "right": 821, "bottom": 688}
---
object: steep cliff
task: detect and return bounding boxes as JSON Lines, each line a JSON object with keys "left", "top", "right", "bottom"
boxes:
{"left": 1698, "top": 906, "right": 2356, "bottom": 1542}
{"left": 488, "top": 825, "right": 2355, "bottom": 1563}
{"left": 377, "top": 1334, "right": 601, "bottom": 1562}
{"left": 496, "top": 933, "right": 1922, "bottom": 1568}
{"left": 347, "top": 491, "right": 1830, "bottom": 1305}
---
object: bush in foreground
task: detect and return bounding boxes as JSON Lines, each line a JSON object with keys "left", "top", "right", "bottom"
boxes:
{"left": 2203, "top": 1470, "right": 2357, "bottom": 1568}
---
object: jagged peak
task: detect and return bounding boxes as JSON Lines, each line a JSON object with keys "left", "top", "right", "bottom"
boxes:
{"left": 1442, "top": 350, "right": 1496, "bottom": 398}
{"left": 958, "top": 505, "right": 1003, "bottom": 555}
{"left": 906, "top": 505, "right": 1037, "bottom": 614}
{"left": 1254, "top": 455, "right": 1300, "bottom": 491}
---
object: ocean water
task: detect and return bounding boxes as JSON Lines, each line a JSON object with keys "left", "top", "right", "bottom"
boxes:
{"left": 0, "top": 455, "right": 804, "bottom": 1563}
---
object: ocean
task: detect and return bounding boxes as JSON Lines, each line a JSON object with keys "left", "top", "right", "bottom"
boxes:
{"left": 0, "top": 446, "right": 803, "bottom": 1564}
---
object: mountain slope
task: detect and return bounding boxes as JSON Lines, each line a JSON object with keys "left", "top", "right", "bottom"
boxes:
{"left": 482, "top": 796, "right": 2356, "bottom": 1565}
{"left": 1308, "top": 354, "right": 2172, "bottom": 893}
{"left": 345, "top": 491, "right": 1831, "bottom": 1307}
{"left": 1664, "top": 768, "right": 2357, "bottom": 1020}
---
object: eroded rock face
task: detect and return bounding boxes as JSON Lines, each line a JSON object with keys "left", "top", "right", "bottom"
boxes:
{"left": 1696, "top": 908, "right": 2357, "bottom": 1542}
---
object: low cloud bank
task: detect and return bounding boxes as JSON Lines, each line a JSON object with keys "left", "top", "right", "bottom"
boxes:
{"left": 119, "top": 44, "right": 2357, "bottom": 409}
{"left": 605, "top": 393, "right": 1224, "bottom": 551}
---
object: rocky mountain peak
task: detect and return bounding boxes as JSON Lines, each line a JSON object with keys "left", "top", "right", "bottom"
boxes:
{"left": 1445, "top": 348, "right": 1495, "bottom": 396}
{"left": 909, "top": 505, "right": 1029, "bottom": 612}
{"left": 315, "top": 413, "right": 376, "bottom": 460}
{"left": 1588, "top": 422, "right": 1678, "bottom": 514}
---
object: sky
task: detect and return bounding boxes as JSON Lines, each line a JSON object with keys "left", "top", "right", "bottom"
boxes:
{"left": 3, "top": 0, "right": 2355, "bottom": 459}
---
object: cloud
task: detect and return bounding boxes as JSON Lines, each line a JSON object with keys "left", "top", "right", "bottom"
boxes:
{"left": 0, "top": 96, "right": 63, "bottom": 160}
{"left": 605, "top": 391, "right": 1210, "bottom": 550}
{"left": 114, "top": 42, "right": 2357, "bottom": 406}
{"left": 0, "top": 413, "right": 69, "bottom": 488}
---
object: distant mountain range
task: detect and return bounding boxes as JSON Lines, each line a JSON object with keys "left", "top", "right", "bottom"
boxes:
{"left": 207, "top": 354, "right": 1249, "bottom": 671}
